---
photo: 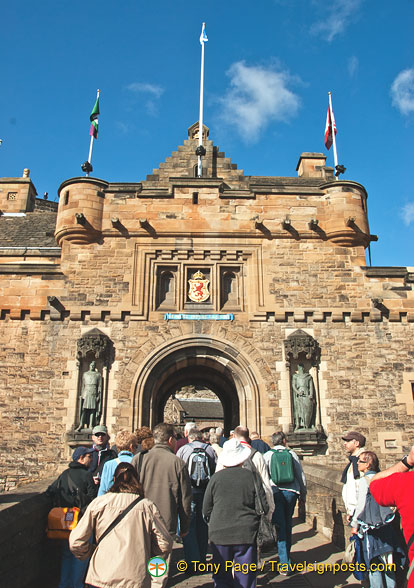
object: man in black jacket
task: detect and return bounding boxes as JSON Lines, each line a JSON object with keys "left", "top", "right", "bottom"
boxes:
{"left": 88, "top": 425, "right": 117, "bottom": 487}
{"left": 47, "top": 446, "right": 96, "bottom": 588}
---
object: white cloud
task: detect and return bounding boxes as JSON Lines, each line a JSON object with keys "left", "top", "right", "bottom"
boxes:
{"left": 401, "top": 202, "right": 414, "bottom": 226}
{"left": 126, "top": 82, "right": 164, "bottom": 99}
{"left": 391, "top": 69, "right": 414, "bottom": 116}
{"left": 126, "top": 82, "right": 165, "bottom": 116}
{"left": 218, "top": 61, "right": 300, "bottom": 143}
{"left": 115, "top": 121, "right": 131, "bottom": 134}
{"left": 311, "top": 0, "right": 364, "bottom": 42}
{"left": 348, "top": 56, "right": 359, "bottom": 78}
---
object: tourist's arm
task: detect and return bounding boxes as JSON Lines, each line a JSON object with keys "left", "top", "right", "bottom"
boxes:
{"left": 149, "top": 502, "right": 173, "bottom": 557}
{"left": 69, "top": 503, "right": 96, "bottom": 559}
{"left": 177, "top": 464, "right": 192, "bottom": 537}
{"left": 97, "top": 461, "right": 112, "bottom": 496}
{"left": 206, "top": 446, "right": 217, "bottom": 473}
{"left": 85, "top": 472, "right": 97, "bottom": 501}
{"left": 371, "top": 445, "right": 414, "bottom": 482}
{"left": 291, "top": 451, "right": 307, "bottom": 500}
{"left": 202, "top": 479, "right": 214, "bottom": 522}
{"left": 351, "top": 475, "right": 369, "bottom": 531}
{"left": 253, "top": 453, "right": 274, "bottom": 519}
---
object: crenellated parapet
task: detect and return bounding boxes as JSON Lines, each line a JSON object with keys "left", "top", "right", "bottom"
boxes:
{"left": 55, "top": 176, "right": 109, "bottom": 245}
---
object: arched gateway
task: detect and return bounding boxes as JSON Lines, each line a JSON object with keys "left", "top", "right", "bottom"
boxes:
{"left": 132, "top": 335, "right": 264, "bottom": 433}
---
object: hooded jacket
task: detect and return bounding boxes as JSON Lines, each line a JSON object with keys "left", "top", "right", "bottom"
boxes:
{"left": 46, "top": 461, "right": 96, "bottom": 510}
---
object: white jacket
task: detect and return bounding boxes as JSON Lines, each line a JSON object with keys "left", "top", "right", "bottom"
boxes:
{"left": 341, "top": 448, "right": 365, "bottom": 517}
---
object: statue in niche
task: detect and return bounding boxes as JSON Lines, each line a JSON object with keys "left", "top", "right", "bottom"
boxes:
{"left": 76, "top": 361, "right": 102, "bottom": 431}
{"left": 292, "top": 363, "right": 315, "bottom": 430}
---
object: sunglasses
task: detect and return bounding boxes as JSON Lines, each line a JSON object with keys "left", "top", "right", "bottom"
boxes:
{"left": 94, "top": 432, "right": 106, "bottom": 437}
{"left": 358, "top": 459, "right": 368, "bottom": 463}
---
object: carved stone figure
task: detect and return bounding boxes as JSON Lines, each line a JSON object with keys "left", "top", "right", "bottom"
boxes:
{"left": 76, "top": 361, "right": 102, "bottom": 431}
{"left": 292, "top": 363, "right": 315, "bottom": 430}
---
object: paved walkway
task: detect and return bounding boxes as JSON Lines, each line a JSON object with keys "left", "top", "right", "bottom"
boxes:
{"left": 167, "top": 518, "right": 361, "bottom": 588}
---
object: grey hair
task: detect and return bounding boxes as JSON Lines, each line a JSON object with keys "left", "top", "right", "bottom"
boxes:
{"left": 271, "top": 431, "right": 287, "bottom": 446}
{"left": 188, "top": 428, "right": 203, "bottom": 442}
{"left": 184, "top": 422, "right": 196, "bottom": 435}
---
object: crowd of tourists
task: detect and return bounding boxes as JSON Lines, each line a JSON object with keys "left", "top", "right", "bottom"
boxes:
{"left": 46, "top": 424, "right": 414, "bottom": 588}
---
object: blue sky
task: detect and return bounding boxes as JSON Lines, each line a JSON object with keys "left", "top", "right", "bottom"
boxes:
{"left": 1, "top": 0, "right": 413, "bottom": 266}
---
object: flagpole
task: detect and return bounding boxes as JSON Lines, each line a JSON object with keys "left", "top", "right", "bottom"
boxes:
{"left": 86, "top": 89, "right": 100, "bottom": 177}
{"left": 197, "top": 24, "right": 206, "bottom": 178}
{"left": 328, "top": 92, "right": 339, "bottom": 178}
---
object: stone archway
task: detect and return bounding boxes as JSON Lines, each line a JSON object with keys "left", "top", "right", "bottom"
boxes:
{"left": 132, "top": 335, "right": 263, "bottom": 435}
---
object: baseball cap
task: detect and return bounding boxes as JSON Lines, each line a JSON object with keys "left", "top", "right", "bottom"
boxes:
{"left": 72, "top": 446, "right": 94, "bottom": 461}
{"left": 342, "top": 431, "right": 366, "bottom": 446}
{"left": 92, "top": 425, "right": 108, "bottom": 435}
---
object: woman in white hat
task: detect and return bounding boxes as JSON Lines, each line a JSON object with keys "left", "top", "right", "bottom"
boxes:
{"left": 202, "top": 438, "right": 268, "bottom": 588}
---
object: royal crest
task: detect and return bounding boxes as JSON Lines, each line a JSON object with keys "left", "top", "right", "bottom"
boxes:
{"left": 188, "top": 271, "right": 210, "bottom": 303}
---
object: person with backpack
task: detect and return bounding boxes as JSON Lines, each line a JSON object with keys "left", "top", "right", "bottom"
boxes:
{"left": 46, "top": 446, "right": 97, "bottom": 588}
{"left": 263, "top": 431, "right": 306, "bottom": 575}
{"left": 177, "top": 428, "right": 216, "bottom": 567}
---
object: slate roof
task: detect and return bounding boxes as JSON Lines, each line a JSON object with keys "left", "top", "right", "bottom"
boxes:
{"left": 0, "top": 211, "right": 58, "bottom": 248}
{"left": 178, "top": 399, "right": 224, "bottom": 419}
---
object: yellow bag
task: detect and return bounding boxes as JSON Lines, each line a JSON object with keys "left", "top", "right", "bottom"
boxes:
{"left": 46, "top": 507, "right": 80, "bottom": 540}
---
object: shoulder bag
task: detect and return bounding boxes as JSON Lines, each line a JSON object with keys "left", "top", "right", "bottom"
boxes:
{"left": 46, "top": 473, "right": 81, "bottom": 540}
{"left": 251, "top": 471, "right": 276, "bottom": 550}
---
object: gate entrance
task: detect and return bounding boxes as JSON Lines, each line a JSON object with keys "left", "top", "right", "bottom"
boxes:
{"left": 133, "top": 335, "right": 262, "bottom": 435}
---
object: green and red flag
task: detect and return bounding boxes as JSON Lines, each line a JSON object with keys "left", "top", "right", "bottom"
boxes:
{"left": 89, "top": 95, "right": 100, "bottom": 139}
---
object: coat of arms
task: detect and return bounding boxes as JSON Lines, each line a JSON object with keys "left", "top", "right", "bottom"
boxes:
{"left": 188, "top": 271, "right": 210, "bottom": 303}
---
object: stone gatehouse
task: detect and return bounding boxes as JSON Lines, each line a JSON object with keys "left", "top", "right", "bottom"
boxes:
{"left": 0, "top": 123, "right": 413, "bottom": 491}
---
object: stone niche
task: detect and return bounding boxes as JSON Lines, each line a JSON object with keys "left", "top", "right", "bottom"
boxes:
{"left": 66, "top": 329, "right": 114, "bottom": 448}
{"left": 283, "top": 329, "right": 327, "bottom": 455}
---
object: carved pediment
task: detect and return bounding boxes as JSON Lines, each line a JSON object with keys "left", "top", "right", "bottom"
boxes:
{"left": 284, "top": 329, "right": 320, "bottom": 365}
{"left": 76, "top": 329, "right": 113, "bottom": 364}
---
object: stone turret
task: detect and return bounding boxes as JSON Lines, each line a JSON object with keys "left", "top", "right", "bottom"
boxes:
{"left": 55, "top": 176, "right": 108, "bottom": 245}
{"left": 322, "top": 180, "right": 370, "bottom": 247}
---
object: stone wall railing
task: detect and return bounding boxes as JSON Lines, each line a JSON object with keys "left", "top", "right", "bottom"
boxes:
{"left": 302, "top": 463, "right": 347, "bottom": 549}
{"left": 0, "top": 477, "right": 59, "bottom": 588}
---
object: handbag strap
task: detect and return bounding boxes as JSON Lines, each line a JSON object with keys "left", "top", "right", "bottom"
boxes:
{"left": 406, "top": 532, "right": 414, "bottom": 581}
{"left": 66, "top": 472, "right": 78, "bottom": 495}
{"left": 251, "top": 471, "right": 266, "bottom": 515}
{"left": 97, "top": 496, "right": 142, "bottom": 545}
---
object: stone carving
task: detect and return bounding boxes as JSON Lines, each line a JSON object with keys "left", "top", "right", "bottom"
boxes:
{"left": 76, "top": 361, "right": 102, "bottom": 431}
{"left": 284, "top": 329, "right": 320, "bottom": 365}
{"left": 77, "top": 331, "right": 111, "bottom": 363}
{"left": 292, "top": 363, "right": 315, "bottom": 430}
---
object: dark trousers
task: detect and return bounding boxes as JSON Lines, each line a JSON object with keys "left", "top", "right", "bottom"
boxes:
{"left": 210, "top": 542, "right": 257, "bottom": 588}
{"left": 182, "top": 490, "right": 209, "bottom": 563}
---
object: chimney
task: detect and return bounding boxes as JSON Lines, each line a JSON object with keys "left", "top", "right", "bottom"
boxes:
{"left": 296, "top": 153, "right": 327, "bottom": 178}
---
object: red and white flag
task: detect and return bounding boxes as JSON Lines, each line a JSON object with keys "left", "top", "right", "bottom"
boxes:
{"left": 324, "top": 103, "right": 337, "bottom": 150}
